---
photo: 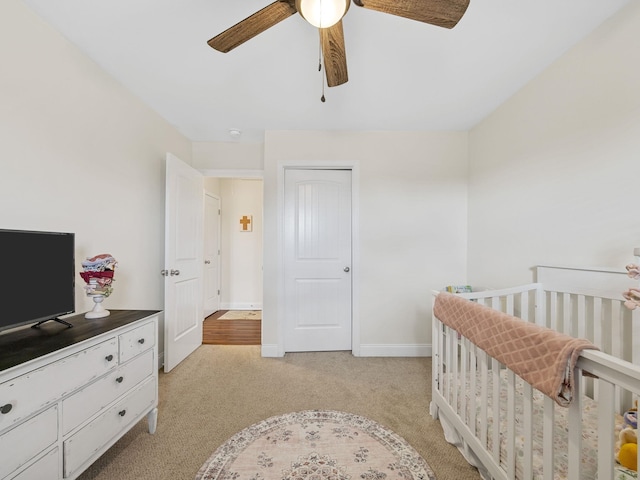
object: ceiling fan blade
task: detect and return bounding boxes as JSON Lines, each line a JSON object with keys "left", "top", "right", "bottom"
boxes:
{"left": 353, "top": 0, "right": 470, "bottom": 29}
{"left": 320, "top": 21, "right": 348, "bottom": 87}
{"left": 208, "top": 1, "right": 297, "bottom": 53}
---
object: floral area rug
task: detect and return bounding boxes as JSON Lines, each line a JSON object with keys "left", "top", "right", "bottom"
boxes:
{"left": 195, "top": 410, "right": 436, "bottom": 480}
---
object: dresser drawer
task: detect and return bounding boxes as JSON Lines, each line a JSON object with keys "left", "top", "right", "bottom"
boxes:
{"left": 0, "top": 406, "right": 58, "bottom": 479}
{"left": 62, "top": 349, "right": 154, "bottom": 435}
{"left": 63, "top": 376, "right": 156, "bottom": 477}
{"left": 119, "top": 321, "right": 155, "bottom": 363}
{"left": 9, "top": 447, "right": 59, "bottom": 480}
{"left": 0, "top": 339, "right": 117, "bottom": 429}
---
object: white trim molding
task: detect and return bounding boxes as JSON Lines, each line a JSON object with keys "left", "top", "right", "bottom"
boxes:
{"left": 358, "top": 344, "right": 432, "bottom": 357}
{"left": 276, "top": 160, "right": 361, "bottom": 357}
{"left": 199, "top": 169, "right": 264, "bottom": 178}
{"left": 261, "top": 344, "right": 280, "bottom": 357}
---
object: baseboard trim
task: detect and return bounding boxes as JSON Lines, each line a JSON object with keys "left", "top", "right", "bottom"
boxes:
{"left": 220, "top": 303, "right": 263, "bottom": 310}
{"left": 357, "top": 344, "right": 432, "bottom": 357}
{"left": 260, "top": 344, "right": 432, "bottom": 358}
{"left": 261, "top": 344, "right": 282, "bottom": 357}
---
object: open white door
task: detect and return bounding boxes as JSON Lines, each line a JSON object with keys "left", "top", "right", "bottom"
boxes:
{"left": 164, "top": 153, "right": 204, "bottom": 372}
{"left": 203, "top": 193, "right": 221, "bottom": 317}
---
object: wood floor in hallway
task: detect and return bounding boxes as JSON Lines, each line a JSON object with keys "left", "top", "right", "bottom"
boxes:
{"left": 202, "top": 310, "right": 261, "bottom": 345}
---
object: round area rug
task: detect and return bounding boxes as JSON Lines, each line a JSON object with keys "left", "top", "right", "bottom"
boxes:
{"left": 195, "top": 410, "right": 436, "bottom": 480}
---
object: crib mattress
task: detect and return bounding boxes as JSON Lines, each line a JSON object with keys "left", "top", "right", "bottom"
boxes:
{"left": 439, "top": 370, "right": 632, "bottom": 480}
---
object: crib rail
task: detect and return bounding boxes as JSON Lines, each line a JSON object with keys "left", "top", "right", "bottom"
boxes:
{"left": 431, "top": 272, "right": 640, "bottom": 480}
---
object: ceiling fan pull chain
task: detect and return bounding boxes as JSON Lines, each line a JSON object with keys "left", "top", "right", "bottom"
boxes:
{"left": 319, "top": 33, "right": 326, "bottom": 103}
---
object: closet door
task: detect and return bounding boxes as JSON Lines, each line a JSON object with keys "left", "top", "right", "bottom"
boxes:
{"left": 283, "top": 168, "right": 352, "bottom": 352}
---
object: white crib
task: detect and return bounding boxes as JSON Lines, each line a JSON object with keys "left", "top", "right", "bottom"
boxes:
{"left": 430, "top": 265, "right": 640, "bottom": 480}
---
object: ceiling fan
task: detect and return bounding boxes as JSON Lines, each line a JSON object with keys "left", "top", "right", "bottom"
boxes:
{"left": 207, "top": 0, "right": 470, "bottom": 88}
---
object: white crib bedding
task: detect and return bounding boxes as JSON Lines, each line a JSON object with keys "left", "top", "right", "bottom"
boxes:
{"left": 439, "top": 370, "right": 629, "bottom": 480}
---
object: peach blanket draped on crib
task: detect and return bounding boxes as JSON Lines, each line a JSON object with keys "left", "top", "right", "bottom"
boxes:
{"left": 433, "top": 292, "right": 598, "bottom": 406}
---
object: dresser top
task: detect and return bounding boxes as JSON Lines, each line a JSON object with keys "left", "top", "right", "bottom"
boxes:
{"left": 0, "top": 310, "right": 160, "bottom": 372}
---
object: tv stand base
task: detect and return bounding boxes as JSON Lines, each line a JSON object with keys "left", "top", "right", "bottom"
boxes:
{"left": 31, "top": 317, "right": 73, "bottom": 329}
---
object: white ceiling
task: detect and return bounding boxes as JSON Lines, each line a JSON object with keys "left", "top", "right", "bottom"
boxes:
{"left": 22, "top": 0, "right": 630, "bottom": 143}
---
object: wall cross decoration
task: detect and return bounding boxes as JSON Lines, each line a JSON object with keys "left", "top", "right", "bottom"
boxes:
{"left": 239, "top": 215, "right": 252, "bottom": 232}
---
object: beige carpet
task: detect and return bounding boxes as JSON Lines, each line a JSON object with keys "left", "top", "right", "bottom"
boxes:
{"left": 218, "top": 310, "right": 261, "bottom": 320}
{"left": 77, "top": 346, "right": 481, "bottom": 480}
{"left": 196, "top": 410, "right": 435, "bottom": 480}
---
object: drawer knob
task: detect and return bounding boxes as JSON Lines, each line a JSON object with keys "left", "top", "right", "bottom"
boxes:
{"left": 138, "top": 338, "right": 145, "bottom": 345}
{"left": 116, "top": 376, "right": 124, "bottom": 383}
{"left": 118, "top": 409, "right": 126, "bottom": 417}
{"left": 105, "top": 354, "right": 114, "bottom": 362}
{"left": 1, "top": 403, "right": 12, "bottom": 414}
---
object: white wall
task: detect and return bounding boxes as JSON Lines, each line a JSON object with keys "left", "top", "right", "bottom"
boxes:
{"left": 0, "top": 0, "right": 191, "bottom": 343}
{"left": 219, "top": 179, "right": 263, "bottom": 309}
{"left": 193, "top": 141, "right": 263, "bottom": 171}
{"left": 467, "top": 1, "right": 640, "bottom": 289}
{"left": 263, "top": 131, "right": 469, "bottom": 355}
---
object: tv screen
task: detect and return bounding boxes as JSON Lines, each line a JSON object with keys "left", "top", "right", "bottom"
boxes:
{"left": 0, "top": 229, "right": 75, "bottom": 332}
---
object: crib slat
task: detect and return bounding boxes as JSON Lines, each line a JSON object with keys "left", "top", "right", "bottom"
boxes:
{"left": 562, "top": 292, "right": 571, "bottom": 336}
{"left": 576, "top": 294, "right": 586, "bottom": 340}
{"left": 567, "top": 367, "right": 583, "bottom": 480}
{"left": 542, "top": 395, "right": 554, "bottom": 480}
{"left": 437, "top": 321, "right": 444, "bottom": 398}
{"left": 593, "top": 297, "right": 603, "bottom": 349}
{"left": 633, "top": 308, "right": 640, "bottom": 366}
{"left": 444, "top": 325, "right": 451, "bottom": 402}
{"left": 451, "top": 327, "right": 459, "bottom": 416}
{"left": 612, "top": 301, "right": 623, "bottom": 359}
{"left": 567, "top": 368, "right": 584, "bottom": 480}
{"left": 535, "top": 287, "right": 544, "bottom": 327}
{"left": 549, "top": 292, "right": 558, "bottom": 331}
{"left": 597, "top": 379, "right": 615, "bottom": 480}
{"left": 491, "top": 358, "right": 500, "bottom": 463}
{"left": 469, "top": 343, "right": 478, "bottom": 437}
{"left": 506, "top": 294, "right": 514, "bottom": 316}
{"left": 602, "top": 300, "right": 613, "bottom": 355}
{"left": 522, "top": 383, "right": 534, "bottom": 479}
{"left": 480, "top": 352, "right": 488, "bottom": 448}
{"left": 460, "top": 338, "right": 468, "bottom": 423}
{"left": 506, "top": 370, "right": 516, "bottom": 478}
{"left": 491, "top": 296, "right": 500, "bottom": 310}
{"left": 520, "top": 292, "right": 530, "bottom": 322}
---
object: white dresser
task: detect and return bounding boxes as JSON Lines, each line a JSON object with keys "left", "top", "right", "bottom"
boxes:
{"left": 0, "top": 310, "right": 160, "bottom": 480}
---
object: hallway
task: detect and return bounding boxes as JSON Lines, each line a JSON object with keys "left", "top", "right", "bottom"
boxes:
{"left": 202, "top": 310, "right": 261, "bottom": 345}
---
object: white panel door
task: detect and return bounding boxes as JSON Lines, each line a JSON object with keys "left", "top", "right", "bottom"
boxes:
{"left": 284, "top": 169, "right": 352, "bottom": 352}
{"left": 203, "top": 193, "right": 221, "bottom": 317}
{"left": 164, "top": 153, "right": 203, "bottom": 372}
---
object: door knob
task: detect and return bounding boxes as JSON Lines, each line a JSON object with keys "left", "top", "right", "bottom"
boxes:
{"left": 160, "top": 270, "right": 169, "bottom": 276}
{"left": 170, "top": 269, "right": 180, "bottom": 276}
{"left": 344, "top": 267, "right": 350, "bottom": 272}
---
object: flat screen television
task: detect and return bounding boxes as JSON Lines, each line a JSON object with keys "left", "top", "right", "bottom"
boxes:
{"left": 0, "top": 229, "right": 75, "bottom": 332}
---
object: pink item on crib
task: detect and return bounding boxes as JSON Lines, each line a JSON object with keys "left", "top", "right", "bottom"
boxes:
{"left": 626, "top": 264, "right": 640, "bottom": 280}
{"left": 433, "top": 292, "right": 598, "bottom": 407}
{"left": 623, "top": 288, "right": 640, "bottom": 310}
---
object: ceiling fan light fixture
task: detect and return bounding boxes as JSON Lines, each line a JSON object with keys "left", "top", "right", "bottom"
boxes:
{"left": 295, "top": 0, "right": 350, "bottom": 29}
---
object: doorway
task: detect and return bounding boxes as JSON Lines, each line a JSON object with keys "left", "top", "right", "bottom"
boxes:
{"left": 202, "top": 176, "right": 263, "bottom": 345}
